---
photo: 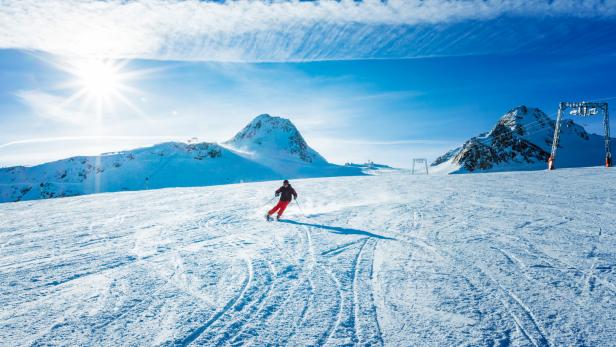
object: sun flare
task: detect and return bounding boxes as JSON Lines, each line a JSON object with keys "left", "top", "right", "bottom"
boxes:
{"left": 56, "top": 58, "right": 147, "bottom": 117}
{"left": 73, "top": 60, "right": 121, "bottom": 98}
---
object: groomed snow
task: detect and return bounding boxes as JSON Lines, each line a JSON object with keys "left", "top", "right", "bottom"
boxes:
{"left": 1, "top": 167, "right": 615, "bottom": 346}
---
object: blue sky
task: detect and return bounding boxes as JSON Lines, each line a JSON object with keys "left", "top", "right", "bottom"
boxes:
{"left": 1, "top": 1, "right": 616, "bottom": 167}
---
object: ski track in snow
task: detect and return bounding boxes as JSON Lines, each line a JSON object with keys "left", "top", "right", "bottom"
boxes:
{"left": 1, "top": 167, "right": 615, "bottom": 346}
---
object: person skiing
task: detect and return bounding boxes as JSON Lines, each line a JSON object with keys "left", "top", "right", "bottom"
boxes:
{"left": 266, "top": 180, "right": 297, "bottom": 221}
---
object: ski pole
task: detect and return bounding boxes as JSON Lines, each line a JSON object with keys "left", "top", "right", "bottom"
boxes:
{"left": 294, "top": 198, "right": 306, "bottom": 217}
{"left": 259, "top": 195, "right": 277, "bottom": 210}
{"left": 263, "top": 195, "right": 276, "bottom": 207}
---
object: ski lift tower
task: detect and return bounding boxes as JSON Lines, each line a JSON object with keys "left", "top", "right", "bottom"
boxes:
{"left": 412, "top": 158, "right": 429, "bottom": 174}
{"left": 548, "top": 102, "right": 611, "bottom": 170}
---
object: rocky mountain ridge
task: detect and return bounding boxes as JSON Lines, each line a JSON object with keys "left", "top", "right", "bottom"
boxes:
{"left": 431, "top": 105, "right": 610, "bottom": 173}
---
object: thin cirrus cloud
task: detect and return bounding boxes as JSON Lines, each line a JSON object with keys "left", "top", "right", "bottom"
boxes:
{"left": 0, "top": 135, "right": 185, "bottom": 150}
{"left": 324, "top": 139, "right": 458, "bottom": 146}
{"left": 0, "top": 0, "right": 615, "bottom": 62}
{"left": 15, "top": 90, "right": 87, "bottom": 125}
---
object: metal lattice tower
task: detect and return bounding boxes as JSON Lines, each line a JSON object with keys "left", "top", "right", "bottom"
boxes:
{"left": 412, "top": 158, "right": 429, "bottom": 174}
{"left": 548, "top": 102, "right": 611, "bottom": 170}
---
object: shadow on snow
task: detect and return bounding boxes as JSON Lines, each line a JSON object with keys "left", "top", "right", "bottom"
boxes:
{"left": 279, "top": 219, "right": 395, "bottom": 240}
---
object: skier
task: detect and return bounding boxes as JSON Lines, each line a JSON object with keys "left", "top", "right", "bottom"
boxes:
{"left": 266, "top": 180, "right": 297, "bottom": 221}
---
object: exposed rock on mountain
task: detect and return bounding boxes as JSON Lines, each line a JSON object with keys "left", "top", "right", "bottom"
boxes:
{"left": 431, "top": 105, "right": 610, "bottom": 173}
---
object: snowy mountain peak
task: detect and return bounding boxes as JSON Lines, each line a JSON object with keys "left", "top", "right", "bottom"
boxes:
{"left": 494, "top": 105, "right": 551, "bottom": 134}
{"left": 431, "top": 105, "right": 605, "bottom": 173}
{"left": 236, "top": 114, "right": 296, "bottom": 136}
{"left": 494, "top": 105, "right": 588, "bottom": 138}
{"left": 224, "top": 114, "right": 326, "bottom": 163}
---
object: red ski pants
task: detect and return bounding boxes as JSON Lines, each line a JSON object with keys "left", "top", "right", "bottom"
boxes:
{"left": 268, "top": 200, "right": 291, "bottom": 217}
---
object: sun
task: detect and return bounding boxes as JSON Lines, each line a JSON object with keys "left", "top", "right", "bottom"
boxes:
{"left": 72, "top": 59, "right": 122, "bottom": 98}
{"left": 56, "top": 57, "right": 147, "bottom": 117}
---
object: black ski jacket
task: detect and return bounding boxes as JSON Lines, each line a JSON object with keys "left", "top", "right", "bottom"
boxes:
{"left": 275, "top": 185, "right": 297, "bottom": 202}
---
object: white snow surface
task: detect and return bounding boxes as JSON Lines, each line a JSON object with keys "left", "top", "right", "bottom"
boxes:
{"left": 1, "top": 167, "right": 615, "bottom": 346}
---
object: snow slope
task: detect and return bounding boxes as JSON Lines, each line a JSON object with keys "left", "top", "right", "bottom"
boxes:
{"left": 431, "top": 106, "right": 612, "bottom": 173}
{"left": 0, "top": 114, "right": 362, "bottom": 203}
{"left": 1, "top": 167, "right": 615, "bottom": 346}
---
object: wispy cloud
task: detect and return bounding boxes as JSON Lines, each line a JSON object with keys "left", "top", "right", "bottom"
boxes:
{"left": 0, "top": 135, "right": 187, "bottom": 150}
{"left": 316, "top": 138, "right": 459, "bottom": 146}
{"left": 1, "top": 0, "right": 615, "bottom": 61}
{"left": 15, "top": 90, "right": 86, "bottom": 125}
{"left": 310, "top": 135, "right": 459, "bottom": 167}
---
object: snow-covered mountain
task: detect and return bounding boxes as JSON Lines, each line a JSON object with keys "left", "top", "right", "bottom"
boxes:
{"left": 343, "top": 162, "right": 398, "bottom": 175}
{"left": 431, "top": 105, "right": 611, "bottom": 173}
{"left": 222, "top": 114, "right": 348, "bottom": 178}
{"left": 0, "top": 114, "right": 362, "bottom": 203}
{"left": 224, "top": 114, "right": 326, "bottom": 164}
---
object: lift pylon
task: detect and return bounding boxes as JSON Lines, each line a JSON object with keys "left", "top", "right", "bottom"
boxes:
{"left": 548, "top": 102, "right": 611, "bottom": 170}
{"left": 412, "top": 158, "right": 429, "bottom": 174}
